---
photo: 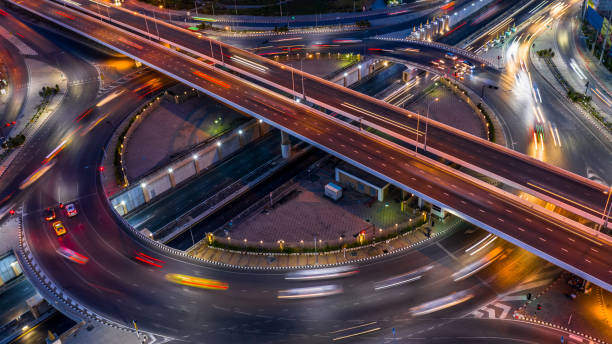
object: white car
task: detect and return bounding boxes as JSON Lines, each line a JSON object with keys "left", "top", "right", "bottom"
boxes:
{"left": 66, "top": 203, "right": 77, "bottom": 217}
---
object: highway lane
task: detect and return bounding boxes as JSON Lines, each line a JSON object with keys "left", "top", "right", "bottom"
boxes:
{"left": 20, "top": 81, "right": 556, "bottom": 340}
{"left": 13, "top": 0, "right": 612, "bottom": 289}
{"left": 3, "top": 3, "right": 607, "bottom": 341}
{"left": 123, "top": 132, "right": 284, "bottom": 235}
{"left": 47, "top": 0, "right": 611, "bottom": 226}
{"left": 0, "top": 34, "right": 27, "bottom": 137}
{"left": 551, "top": 4, "right": 612, "bottom": 124}
{"left": 118, "top": 0, "right": 445, "bottom": 28}
{"left": 0, "top": 3, "right": 568, "bottom": 342}
{"left": 0, "top": 10, "right": 100, "bottom": 219}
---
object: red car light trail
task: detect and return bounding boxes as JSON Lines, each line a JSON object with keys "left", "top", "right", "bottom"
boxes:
{"left": 192, "top": 70, "right": 231, "bottom": 89}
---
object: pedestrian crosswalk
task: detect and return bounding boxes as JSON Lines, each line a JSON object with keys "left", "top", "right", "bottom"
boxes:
{"left": 96, "top": 67, "right": 148, "bottom": 96}
{"left": 467, "top": 263, "right": 561, "bottom": 319}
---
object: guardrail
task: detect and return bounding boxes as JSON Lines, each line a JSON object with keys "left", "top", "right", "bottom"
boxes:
{"left": 154, "top": 157, "right": 283, "bottom": 241}
{"left": 14, "top": 214, "right": 156, "bottom": 342}
{"left": 372, "top": 36, "right": 496, "bottom": 68}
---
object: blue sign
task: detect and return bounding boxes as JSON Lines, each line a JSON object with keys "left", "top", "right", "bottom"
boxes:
{"left": 586, "top": 6, "right": 604, "bottom": 32}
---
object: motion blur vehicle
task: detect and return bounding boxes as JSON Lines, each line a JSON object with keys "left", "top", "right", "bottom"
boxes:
{"left": 285, "top": 265, "right": 358, "bottom": 281}
{"left": 432, "top": 59, "right": 446, "bottom": 70}
{"left": 44, "top": 208, "right": 56, "bottom": 221}
{"left": 52, "top": 221, "right": 66, "bottom": 236}
{"left": 165, "top": 273, "right": 229, "bottom": 290}
{"left": 56, "top": 247, "right": 89, "bottom": 264}
{"left": 445, "top": 52, "right": 458, "bottom": 60}
{"left": 278, "top": 285, "right": 343, "bottom": 299}
{"left": 535, "top": 122, "right": 545, "bottom": 146}
{"left": 65, "top": 203, "right": 77, "bottom": 217}
{"left": 461, "top": 60, "right": 475, "bottom": 71}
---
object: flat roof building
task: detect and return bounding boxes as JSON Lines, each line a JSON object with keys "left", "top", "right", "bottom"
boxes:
{"left": 335, "top": 163, "right": 390, "bottom": 202}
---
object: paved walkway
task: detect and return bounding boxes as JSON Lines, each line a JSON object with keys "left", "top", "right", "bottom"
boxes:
{"left": 407, "top": 81, "right": 487, "bottom": 139}
{"left": 222, "top": 157, "right": 418, "bottom": 246}
{"left": 519, "top": 273, "right": 612, "bottom": 343}
{"left": 188, "top": 213, "right": 465, "bottom": 269}
{"left": 0, "top": 58, "right": 67, "bottom": 178}
{"left": 63, "top": 322, "right": 142, "bottom": 344}
{"left": 124, "top": 85, "right": 249, "bottom": 180}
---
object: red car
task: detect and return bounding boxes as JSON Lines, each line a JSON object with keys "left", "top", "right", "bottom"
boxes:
{"left": 44, "top": 208, "right": 56, "bottom": 221}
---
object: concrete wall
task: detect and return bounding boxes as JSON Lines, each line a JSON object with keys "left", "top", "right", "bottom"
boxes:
{"left": 110, "top": 119, "right": 272, "bottom": 215}
{"left": 330, "top": 58, "right": 387, "bottom": 88}
{"left": 335, "top": 169, "right": 388, "bottom": 202}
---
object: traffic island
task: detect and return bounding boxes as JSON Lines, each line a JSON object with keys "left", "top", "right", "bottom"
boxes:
{"left": 514, "top": 272, "right": 611, "bottom": 344}
{"left": 186, "top": 157, "right": 469, "bottom": 268}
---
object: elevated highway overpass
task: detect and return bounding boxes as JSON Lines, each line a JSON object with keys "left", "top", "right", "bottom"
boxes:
{"left": 35, "top": 0, "right": 612, "bottom": 229}
{"left": 10, "top": 0, "right": 612, "bottom": 292}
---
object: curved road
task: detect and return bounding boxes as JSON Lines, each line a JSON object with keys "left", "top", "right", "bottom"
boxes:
{"left": 0, "top": 3, "right": 607, "bottom": 343}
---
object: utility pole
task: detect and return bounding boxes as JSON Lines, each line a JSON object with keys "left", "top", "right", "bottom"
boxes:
{"left": 599, "top": 187, "right": 612, "bottom": 231}
{"left": 415, "top": 111, "right": 420, "bottom": 152}
{"left": 300, "top": 57, "right": 306, "bottom": 100}
{"left": 142, "top": 13, "right": 151, "bottom": 40}
{"left": 152, "top": 10, "right": 161, "bottom": 40}
{"left": 423, "top": 98, "right": 438, "bottom": 151}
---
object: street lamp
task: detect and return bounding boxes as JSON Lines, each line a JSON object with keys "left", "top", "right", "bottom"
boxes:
{"left": 151, "top": 9, "right": 161, "bottom": 40}
{"left": 423, "top": 97, "right": 439, "bottom": 151}
{"left": 141, "top": 11, "right": 152, "bottom": 40}
{"left": 600, "top": 186, "right": 612, "bottom": 231}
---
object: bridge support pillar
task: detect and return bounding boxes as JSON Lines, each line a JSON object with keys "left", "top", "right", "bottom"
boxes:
{"left": 417, "top": 197, "right": 424, "bottom": 209}
{"left": 168, "top": 169, "right": 176, "bottom": 188}
{"left": 281, "top": 131, "right": 291, "bottom": 159}
{"left": 142, "top": 184, "right": 151, "bottom": 203}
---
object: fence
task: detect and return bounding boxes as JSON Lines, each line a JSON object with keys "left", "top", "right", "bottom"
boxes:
{"left": 110, "top": 119, "right": 272, "bottom": 215}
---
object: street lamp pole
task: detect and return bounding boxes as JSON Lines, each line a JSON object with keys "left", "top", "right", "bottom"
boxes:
{"left": 142, "top": 12, "right": 151, "bottom": 40}
{"left": 106, "top": 5, "right": 112, "bottom": 23}
{"left": 194, "top": 0, "right": 199, "bottom": 17}
{"left": 415, "top": 111, "right": 420, "bottom": 152}
{"left": 423, "top": 97, "right": 439, "bottom": 152}
{"left": 600, "top": 187, "right": 612, "bottom": 231}
{"left": 152, "top": 10, "right": 161, "bottom": 40}
{"left": 300, "top": 57, "right": 306, "bottom": 100}
{"left": 220, "top": 43, "right": 225, "bottom": 65}
{"left": 314, "top": 235, "right": 318, "bottom": 264}
{"left": 290, "top": 64, "right": 295, "bottom": 96}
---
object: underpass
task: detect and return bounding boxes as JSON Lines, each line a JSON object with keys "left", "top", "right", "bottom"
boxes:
{"left": 10, "top": 0, "right": 612, "bottom": 291}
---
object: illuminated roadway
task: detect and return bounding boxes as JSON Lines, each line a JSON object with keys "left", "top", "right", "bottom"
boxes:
{"left": 7, "top": 46, "right": 578, "bottom": 342}
{"left": 0, "top": 2, "right": 608, "bottom": 342}
{"left": 37, "top": 0, "right": 611, "bottom": 228}
{"left": 9, "top": 0, "right": 612, "bottom": 290}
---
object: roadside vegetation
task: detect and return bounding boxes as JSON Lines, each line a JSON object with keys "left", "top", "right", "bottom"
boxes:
{"left": 200, "top": 215, "right": 427, "bottom": 254}
{"left": 536, "top": 45, "right": 612, "bottom": 133}
{"left": 536, "top": 48, "right": 554, "bottom": 58}
{"left": 1, "top": 85, "right": 59, "bottom": 152}
{"left": 139, "top": 0, "right": 373, "bottom": 16}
